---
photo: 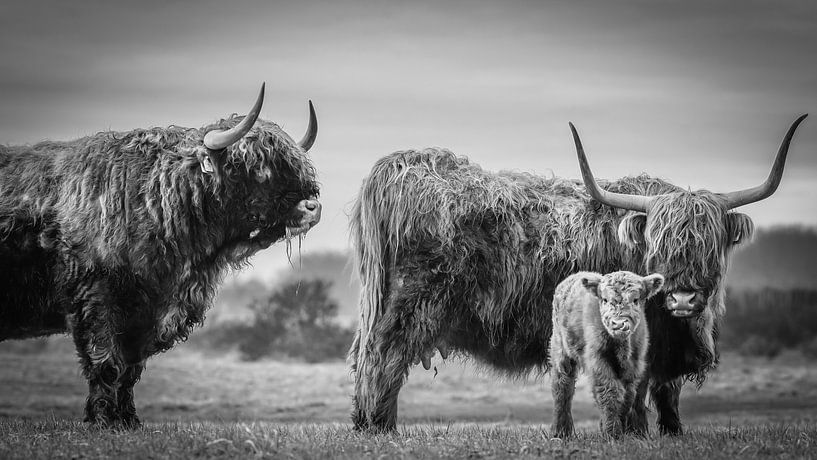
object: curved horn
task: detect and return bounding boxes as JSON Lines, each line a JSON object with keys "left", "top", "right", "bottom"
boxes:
{"left": 298, "top": 100, "right": 318, "bottom": 151}
{"left": 203, "top": 83, "right": 265, "bottom": 150}
{"left": 719, "top": 114, "right": 808, "bottom": 209}
{"left": 570, "top": 122, "right": 653, "bottom": 213}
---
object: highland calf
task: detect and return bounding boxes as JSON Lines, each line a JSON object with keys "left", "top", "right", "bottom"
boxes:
{"left": 550, "top": 271, "right": 664, "bottom": 438}
{"left": 0, "top": 84, "right": 321, "bottom": 426}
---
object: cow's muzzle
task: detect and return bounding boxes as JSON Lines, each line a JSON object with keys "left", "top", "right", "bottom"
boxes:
{"left": 286, "top": 198, "right": 321, "bottom": 238}
{"left": 665, "top": 291, "right": 705, "bottom": 318}
{"left": 608, "top": 317, "right": 633, "bottom": 338}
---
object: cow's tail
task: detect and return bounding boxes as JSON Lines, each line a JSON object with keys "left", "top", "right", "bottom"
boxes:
{"left": 348, "top": 157, "right": 405, "bottom": 429}
{"left": 347, "top": 171, "right": 388, "bottom": 378}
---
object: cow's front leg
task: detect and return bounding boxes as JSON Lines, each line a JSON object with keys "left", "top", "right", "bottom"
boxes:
{"left": 75, "top": 330, "right": 126, "bottom": 427}
{"left": 68, "top": 287, "right": 131, "bottom": 427}
{"left": 623, "top": 377, "right": 649, "bottom": 435}
{"left": 651, "top": 378, "right": 684, "bottom": 435}
{"left": 591, "top": 364, "right": 625, "bottom": 439}
{"left": 117, "top": 361, "right": 145, "bottom": 428}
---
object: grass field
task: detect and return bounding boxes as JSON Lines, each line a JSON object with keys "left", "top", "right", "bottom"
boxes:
{"left": 1, "top": 337, "right": 816, "bottom": 458}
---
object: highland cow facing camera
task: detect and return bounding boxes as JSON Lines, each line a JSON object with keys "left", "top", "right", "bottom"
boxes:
{"left": 550, "top": 271, "right": 664, "bottom": 439}
{"left": 0, "top": 83, "right": 321, "bottom": 427}
{"left": 349, "top": 115, "right": 806, "bottom": 434}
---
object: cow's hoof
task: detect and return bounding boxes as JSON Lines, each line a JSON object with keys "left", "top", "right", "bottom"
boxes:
{"left": 658, "top": 423, "right": 683, "bottom": 436}
{"left": 550, "top": 423, "right": 574, "bottom": 439}
{"left": 121, "top": 414, "right": 142, "bottom": 429}
{"left": 623, "top": 414, "right": 649, "bottom": 437}
{"left": 84, "top": 399, "right": 120, "bottom": 428}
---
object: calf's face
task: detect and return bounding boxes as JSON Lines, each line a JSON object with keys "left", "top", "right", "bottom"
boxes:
{"left": 583, "top": 271, "right": 665, "bottom": 339}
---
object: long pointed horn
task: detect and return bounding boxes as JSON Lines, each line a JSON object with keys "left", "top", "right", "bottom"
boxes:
{"left": 570, "top": 122, "right": 653, "bottom": 213}
{"left": 298, "top": 100, "right": 318, "bottom": 151}
{"left": 203, "top": 83, "right": 265, "bottom": 150}
{"left": 720, "top": 114, "right": 808, "bottom": 209}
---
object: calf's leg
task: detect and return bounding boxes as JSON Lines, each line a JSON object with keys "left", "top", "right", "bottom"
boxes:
{"left": 550, "top": 354, "right": 579, "bottom": 438}
{"left": 591, "top": 363, "right": 625, "bottom": 439}
{"left": 623, "top": 377, "right": 650, "bottom": 435}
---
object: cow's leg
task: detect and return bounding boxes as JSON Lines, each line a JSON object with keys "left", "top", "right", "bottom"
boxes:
{"left": 591, "top": 364, "right": 625, "bottom": 439}
{"left": 550, "top": 353, "right": 578, "bottom": 438}
{"left": 650, "top": 378, "right": 684, "bottom": 435}
{"left": 117, "top": 361, "right": 145, "bottom": 428}
{"left": 352, "top": 273, "right": 443, "bottom": 433}
{"left": 618, "top": 379, "right": 639, "bottom": 435}
{"left": 351, "top": 309, "right": 420, "bottom": 432}
{"left": 624, "top": 377, "right": 650, "bottom": 435}
{"left": 351, "top": 341, "right": 409, "bottom": 432}
{"left": 74, "top": 328, "right": 126, "bottom": 426}
{"left": 68, "top": 283, "right": 131, "bottom": 427}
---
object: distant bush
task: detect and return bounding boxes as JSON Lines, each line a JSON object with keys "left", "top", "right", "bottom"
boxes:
{"left": 231, "top": 278, "right": 354, "bottom": 362}
{"left": 722, "top": 288, "right": 817, "bottom": 357}
{"left": 736, "top": 335, "right": 782, "bottom": 359}
{"left": 801, "top": 337, "right": 817, "bottom": 360}
{"left": 0, "top": 337, "right": 51, "bottom": 354}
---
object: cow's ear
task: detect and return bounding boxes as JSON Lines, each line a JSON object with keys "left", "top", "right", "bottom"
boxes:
{"left": 581, "top": 273, "right": 602, "bottom": 297}
{"left": 642, "top": 273, "right": 665, "bottom": 298}
{"left": 727, "top": 212, "right": 754, "bottom": 246}
{"left": 196, "top": 148, "right": 224, "bottom": 180}
{"left": 617, "top": 213, "right": 647, "bottom": 249}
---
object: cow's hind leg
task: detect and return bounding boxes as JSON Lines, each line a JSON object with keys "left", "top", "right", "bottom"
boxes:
{"left": 650, "top": 378, "right": 684, "bottom": 435}
{"left": 352, "top": 276, "right": 444, "bottom": 433}
{"left": 351, "top": 336, "right": 409, "bottom": 433}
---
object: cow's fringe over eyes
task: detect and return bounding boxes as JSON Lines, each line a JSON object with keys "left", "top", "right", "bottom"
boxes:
{"left": 646, "top": 193, "right": 728, "bottom": 287}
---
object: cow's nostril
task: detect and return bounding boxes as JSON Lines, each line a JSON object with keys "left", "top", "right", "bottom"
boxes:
{"left": 305, "top": 201, "right": 317, "bottom": 211}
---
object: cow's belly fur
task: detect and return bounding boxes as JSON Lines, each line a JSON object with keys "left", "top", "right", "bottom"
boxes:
{"left": 0, "top": 211, "right": 195, "bottom": 356}
{"left": 0, "top": 214, "right": 67, "bottom": 340}
{"left": 392, "top": 242, "right": 555, "bottom": 374}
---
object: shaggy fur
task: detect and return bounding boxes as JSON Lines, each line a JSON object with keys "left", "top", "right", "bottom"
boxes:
{"left": 550, "top": 271, "right": 663, "bottom": 439}
{"left": 348, "top": 148, "right": 753, "bottom": 434}
{"left": 0, "top": 115, "right": 319, "bottom": 426}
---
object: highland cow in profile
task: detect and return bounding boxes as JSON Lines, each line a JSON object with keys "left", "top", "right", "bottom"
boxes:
{"left": 348, "top": 115, "right": 806, "bottom": 434}
{"left": 550, "top": 271, "right": 664, "bottom": 438}
{"left": 0, "top": 84, "right": 321, "bottom": 426}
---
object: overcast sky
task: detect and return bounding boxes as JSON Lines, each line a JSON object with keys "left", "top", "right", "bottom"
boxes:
{"left": 1, "top": 0, "right": 815, "bottom": 281}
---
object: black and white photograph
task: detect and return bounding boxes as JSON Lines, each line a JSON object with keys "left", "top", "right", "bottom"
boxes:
{"left": 1, "top": 1, "right": 815, "bottom": 458}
